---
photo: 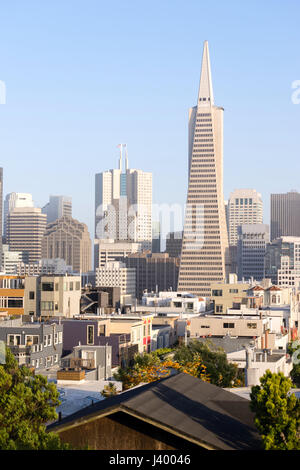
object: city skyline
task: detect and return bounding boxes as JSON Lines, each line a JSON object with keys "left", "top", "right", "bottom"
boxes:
{"left": 0, "top": 1, "right": 300, "bottom": 239}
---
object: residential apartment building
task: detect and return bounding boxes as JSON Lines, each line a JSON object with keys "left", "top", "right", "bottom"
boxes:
{"left": 24, "top": 274, "right": 81, "bottom": 317}
{"left": 0, "top": 316, "right": 63, "bottom": 370}
{"left": 189, "top": 314, "right": 267, "bottom": 340}
{"left": 178, "top": 41, "right": 230, "bottom": 297}
{"left": 60, "top": 318, "right": 139, "bottom": 368}
{"left": 271, "top": 191, "right": 300, "bottom": 241}
{"left": 58, "top": 344, "right": 112, "bottom": 382}
{"left": 41, "top": 216, "right": 92, "bottom": 273}
{"left": 42, "top": 195, "right": 72, "bottom": 223}
{"left": 106, "top": 312, "right": 153, "bottom": 354}
{"left": 142, "top": 291, "right": 206, "bottom": 313}
{"left": 210, "top": 275, "right": 251, "bottom": 314}
{"left": 237, "top": 224, "right": 269, "bottom": 282}
{"left": 7, "top": 207, "right": 47, "bottom": 263}
{"left": 0, "top": 275, "right": 25, "bottom": 316}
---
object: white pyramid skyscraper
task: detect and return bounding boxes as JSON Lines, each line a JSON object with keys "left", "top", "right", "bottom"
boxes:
{"left": 177, "top": 41, "right": 230, "bottom": 296}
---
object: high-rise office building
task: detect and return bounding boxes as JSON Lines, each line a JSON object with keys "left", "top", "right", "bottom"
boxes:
{"left": 7, "top": 207, "right": 47, "bottom": 263}
{"left": 165, "top": 231, "right": 183, "bottom": 258}
{"left": 228, "top": 189, "right": 263, "bottom": 246}
{"left": 123, "top": 252, "right": 180, "bottom": 300}
{"left": 94, "top": 239, "right": 142, "bottom": 270}
{"left": 41, "top": 216, "right": 92, "bottom": 273}
{"left": 177, "top": 41, "right": 229, "bottom": 297}
{"left": 152, "top": 221, "right": 161, "bottom": 253}
{"left": 265, "top": 236, "right": 300, "bottom": 288}
{"left": 95, "top": 145, "right": 152, "bottom": 250}
{"left": 1, "top": 244, "right": 23, "bottom": 274}
{"left": 42, "top": 195, "right": 72, "bottom": 223}
{"left": 237, "top": 224, "right": 269, "bottom": 282}
{"left": 3, "top": 192, "right": 34, "bottom": 242}
{"left": 270, "top": 191, "right": 300, "bottom": 241}
{"left": 95, "top": 261, "right": 136, "bottom": 303}
{"left": 227, "top": 189, "right": 263, "bottom": 273}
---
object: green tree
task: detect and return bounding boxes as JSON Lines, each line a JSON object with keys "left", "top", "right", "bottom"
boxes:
{"left": 250, "top": 370, "right": 300, "bottom": 450}
{"left": 173, "top": 340, "right": 243, "bottom": 387}
{"left": 0, "top": 348, "right": 69, "bottom": 450}
{"left": 113, "top": 350, "right": 210, "bottom": 390}
{"left": 287, "top": 340, "right": 300, "bottom": 387}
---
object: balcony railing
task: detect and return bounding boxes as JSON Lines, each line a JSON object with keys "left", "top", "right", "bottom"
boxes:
{"left": 8, "top": 345, "right": 32, "bottom": 356}
{"left": 61, "top": 358, "right": 95, "bottom": 370}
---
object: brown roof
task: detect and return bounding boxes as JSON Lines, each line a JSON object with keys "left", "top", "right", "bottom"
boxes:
{"left": 49, "top": 372, "right": 261, "bottom": 450}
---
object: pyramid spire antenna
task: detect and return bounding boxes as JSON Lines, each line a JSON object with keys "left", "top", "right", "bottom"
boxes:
{"left": 197, "top": 40, "right": 214, "bottom": 107}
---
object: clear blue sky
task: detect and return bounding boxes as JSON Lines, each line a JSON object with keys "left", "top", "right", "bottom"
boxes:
{"left": 0, "top": 0, "right": 300, "bottom": 238}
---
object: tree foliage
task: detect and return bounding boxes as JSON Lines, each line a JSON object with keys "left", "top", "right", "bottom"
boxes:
{"left": 113, "top": 351, "right": 210, "bottom": 390}
{"left": 287, "top": 340, "right": 300, "bottom": 387}
{"left": 0, "top": 348, "right": 69, "bottom": 450}
{"left": 250, "top": 370, "right": 300, "bottom": 450}
{"left": 173, "top": 340, "right": 243, "bottom": 387}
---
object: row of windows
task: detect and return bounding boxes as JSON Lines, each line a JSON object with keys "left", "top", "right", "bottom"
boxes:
{"left": 32, "top": 355, "right": 59, "bottom": 369}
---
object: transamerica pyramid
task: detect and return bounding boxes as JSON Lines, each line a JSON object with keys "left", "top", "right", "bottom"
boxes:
{"left": 177, "top": 41, "right": 230, "bottom": 297}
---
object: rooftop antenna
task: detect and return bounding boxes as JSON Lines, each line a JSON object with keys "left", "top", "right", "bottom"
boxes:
{"left": 117, "top": 144, "right": 123, "bottom": 170}
{"left": 125, "top": 144, "right": 128, "bottom": 170}
{"left": 117, "top": 143, "right": 127, "bottom": 171}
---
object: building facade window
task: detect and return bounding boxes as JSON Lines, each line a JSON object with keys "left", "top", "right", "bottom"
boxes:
{"left": 87, "top": 325, "right": 94, "bottom": 345}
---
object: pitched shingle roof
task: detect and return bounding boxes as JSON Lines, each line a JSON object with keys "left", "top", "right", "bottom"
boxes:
{"left": 49, "top": 373, "right": 261, "bottom": 450}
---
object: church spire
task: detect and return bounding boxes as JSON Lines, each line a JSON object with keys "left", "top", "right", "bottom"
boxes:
{"left": 197, "top": 40, "right": 214, "bottom": 106}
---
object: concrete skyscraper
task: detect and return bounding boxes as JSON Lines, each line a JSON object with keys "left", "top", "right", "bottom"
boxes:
{"left": 42, "top": 195, "right": 72, "bottom": 223}
{"left": 177, "top": 41, "right": 229, "bottom": 297}
{"left": 227, "top": 189, "right": 263, "bottom": 273}
{"left": 237, "top": 223, "right": 269, "bottom": 282}
{"left": 7, "top": 207, "right": 47, "bottom": 263}
{"left": 3, "top": 192, "right": 34, "bottom": 242}
{"left": 95, "top": 145, "right": 152, "bottom": 250}
{"left": 228, "top": 189, "right": 263, "bottom": 246}
{"left": 41, "top": 216, "right": 92, "bottom": 273}
{"left": 270, "top": 191, "right": 300, "bottom": 241}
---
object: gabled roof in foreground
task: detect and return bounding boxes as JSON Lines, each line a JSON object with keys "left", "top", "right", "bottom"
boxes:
{"left": 48, "top": 373, "right": 261, "bottom": 450}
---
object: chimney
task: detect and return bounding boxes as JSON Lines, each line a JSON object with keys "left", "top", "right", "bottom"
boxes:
{"left": 265, "top": 329, "right": 268, "bottom": 349}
